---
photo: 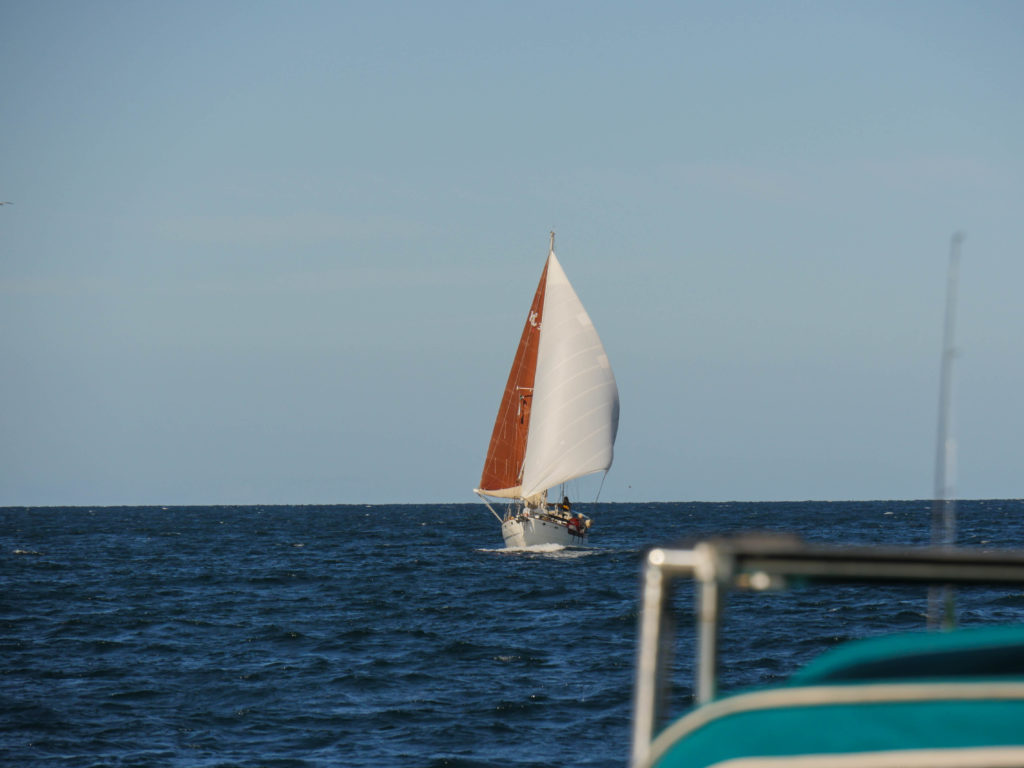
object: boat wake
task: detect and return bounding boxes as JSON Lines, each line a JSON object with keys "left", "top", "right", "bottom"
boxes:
{"left": 509, "top": 542, "right": 566, "bottom": 554}
{"left": 478, "top": 543, "right": 601, "bottom": 559}
{"left": 478, "top": 543, "right": 565, "bottom": 554}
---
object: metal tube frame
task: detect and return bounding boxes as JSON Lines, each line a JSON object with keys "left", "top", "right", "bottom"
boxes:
{"left": 630, "top": 535, "right": 1024, "bottom": 768}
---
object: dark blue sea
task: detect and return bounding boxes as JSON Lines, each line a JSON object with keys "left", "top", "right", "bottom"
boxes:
{"left": 4, "top": 500, "right": 1024, "bottom": 767}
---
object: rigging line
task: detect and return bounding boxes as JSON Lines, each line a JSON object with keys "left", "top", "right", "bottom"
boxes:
{"left": 594, "top": 470, "right": 608, "bottom": 504}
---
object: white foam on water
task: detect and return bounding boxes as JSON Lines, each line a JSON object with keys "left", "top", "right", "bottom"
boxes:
{"left": 477, "top": 542, "right": 565, "bottom": 555}
{"left": 477, "top": 543, "right": 603, "bottom": 560}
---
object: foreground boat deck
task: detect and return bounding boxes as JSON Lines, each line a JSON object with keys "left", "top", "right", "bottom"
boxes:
{"left": 632, "top": 536, "right": 1024, "bottom": 768}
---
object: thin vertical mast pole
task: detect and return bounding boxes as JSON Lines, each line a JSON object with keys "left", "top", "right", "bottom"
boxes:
{"left": 928, "top": 232, "right": 964, "bottom": 629}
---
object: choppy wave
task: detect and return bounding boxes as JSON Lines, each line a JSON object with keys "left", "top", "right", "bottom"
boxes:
{"left": 3, "top": 501, "right": 1024, "bottom": 767}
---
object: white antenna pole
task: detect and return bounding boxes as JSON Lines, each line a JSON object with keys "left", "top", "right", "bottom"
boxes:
{"left": 928, "top": 232, "right": 964, "bottom": 629}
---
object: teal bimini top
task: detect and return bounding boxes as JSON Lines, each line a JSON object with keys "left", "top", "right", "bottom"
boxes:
{"left": 650, "top": 626, "right": 1024, "bottom": 768}
{"left": 790, "top": 625, "right": 1024, "bottom": 685}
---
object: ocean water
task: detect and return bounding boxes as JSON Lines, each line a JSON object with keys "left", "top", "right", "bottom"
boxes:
{"left": 4, "top": 500, "right": 1024, "bottom": 767}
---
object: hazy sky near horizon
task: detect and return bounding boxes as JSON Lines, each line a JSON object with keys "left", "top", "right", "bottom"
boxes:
{"left": 2, "top": 1, "right": 1022, "bottom": 506}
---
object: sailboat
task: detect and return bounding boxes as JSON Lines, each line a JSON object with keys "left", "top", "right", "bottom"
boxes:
{"left": 474, "top": 233, "right": 619, "bottom": 548}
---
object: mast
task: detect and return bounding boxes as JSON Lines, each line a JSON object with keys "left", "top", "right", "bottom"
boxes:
{"left": 928, "top": 232, "right": 964, "bottom": 630}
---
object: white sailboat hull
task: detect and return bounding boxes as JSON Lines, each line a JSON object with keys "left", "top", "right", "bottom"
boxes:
{"left": 501, "top": 515, "right": 587, "bottom": 548}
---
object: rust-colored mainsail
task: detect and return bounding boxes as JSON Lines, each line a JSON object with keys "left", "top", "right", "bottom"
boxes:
{"left": 477, "top": 258, "right": 550, "bottom": 497}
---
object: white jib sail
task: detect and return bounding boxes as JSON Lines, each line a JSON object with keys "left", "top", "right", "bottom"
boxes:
{"left": 519, "top": 251, "right": 619, "bottom": 499}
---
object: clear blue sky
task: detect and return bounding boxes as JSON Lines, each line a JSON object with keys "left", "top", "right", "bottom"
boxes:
{"left": 2, "top": 1, "right": 1022, "bottom": 505}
